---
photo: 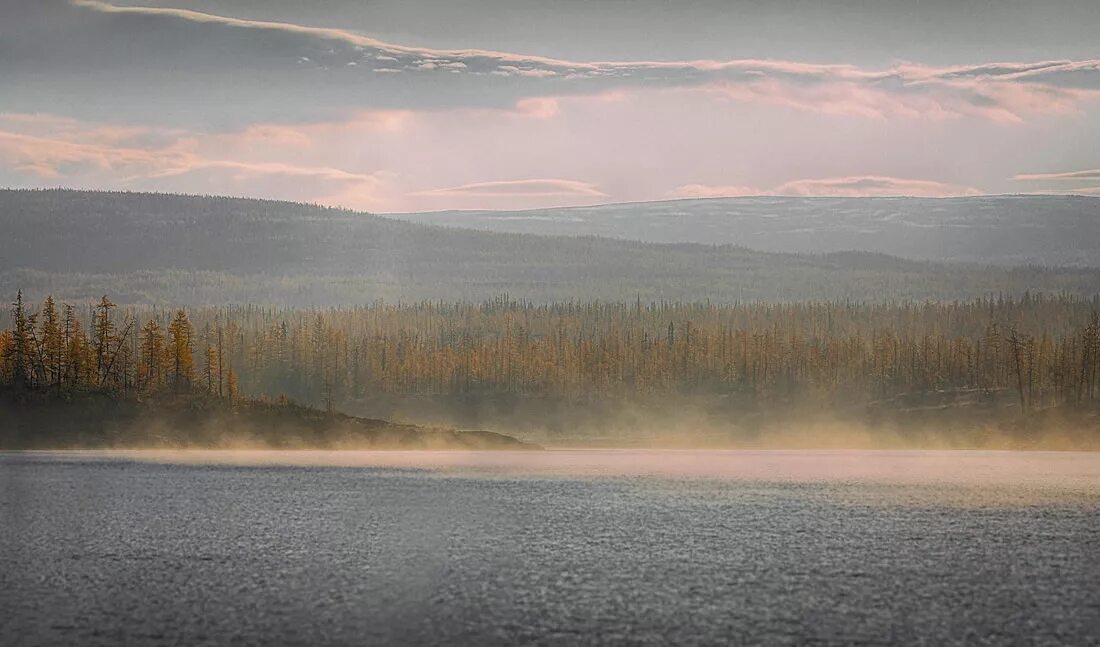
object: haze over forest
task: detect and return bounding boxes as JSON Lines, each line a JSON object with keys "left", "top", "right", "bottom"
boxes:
{"left": 5, "top": 3, "right": 1100, "bottom": 646}
{"left": 3, "top": 188, "right": 1098, "bottom": 446}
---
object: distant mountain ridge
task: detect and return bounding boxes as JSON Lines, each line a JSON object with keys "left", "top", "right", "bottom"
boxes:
{"left": 387, "top": 195, "right": 1100, "bottom": 267}
{"left": 2, "top": 189, "right": 1098, "bottom": 306}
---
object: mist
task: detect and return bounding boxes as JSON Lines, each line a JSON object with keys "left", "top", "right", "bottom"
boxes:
{"left": 4, "top": 1, "right": 1100, "bottom": 642}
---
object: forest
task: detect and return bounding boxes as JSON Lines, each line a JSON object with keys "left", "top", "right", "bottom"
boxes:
{"left": 3, "top": 291, "right": 1099, "bottom": 444}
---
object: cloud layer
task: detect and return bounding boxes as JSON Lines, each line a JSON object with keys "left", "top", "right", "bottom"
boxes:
{"left": 1014, "top": 169, "right": 1100, "bottom": 181}
{"left": 0, "top": 1, "right": 1098, "bottom": 210}
{"left": 670, "top": 177, "right": 981, "bottom": 199}
{"left": 414, "top": 179, "right": 606, "bottom": 198}
{"left": 1, "top": 1, "right": 1096, "bottom": 126}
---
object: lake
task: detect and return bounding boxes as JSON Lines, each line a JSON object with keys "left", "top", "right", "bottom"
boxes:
{"left": 2, "top": 450, "right": 1098, "bottom": 645}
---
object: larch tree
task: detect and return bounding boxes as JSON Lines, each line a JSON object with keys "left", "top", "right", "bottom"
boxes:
{"left": 40, "top": 296, "right": 63, "bottom": 393}
{"left": 226, "top": 365, "right": 239, "bottom": 403}
{"left": 93, "top": 295, "right": 117, "bottom": 385}
{"left": 167, "top": 309, "right": 194, "bottom": 391}
{"left": 140, "top": 318, "right": 167, "bottom": 390}
{"left": 9, "top": 290, "right": 30, "bottom": 390}
{"left": 202, "top": 344, "right": 218, "bottom": 395}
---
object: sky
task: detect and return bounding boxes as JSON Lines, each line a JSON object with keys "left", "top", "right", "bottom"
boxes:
{"left": 1, "top": 0, "right": 1100, "bottom": 211}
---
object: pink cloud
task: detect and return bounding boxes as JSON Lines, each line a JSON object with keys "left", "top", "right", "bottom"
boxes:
{"left": 668, "top": 184, "right": 759, "bottom": 199}
{"left": 702, "top": 74, "right": 1099, "bottom": 123}
{"left": 139, "top": 159, "right": 383, "bottom": 185}
{"left": 1014, "top": 169, "right": 1100, "bottom": 181}
{"left": 0, "top": 102, "right": 1004, "bottom": 211}
{"left": 671, "top": 176, "right": 983, "bottom": 199}
{"left": 1011, "top": 169, "right": 1100, "bottom": 196}
{"left": 774, "top": 176, "right": 982, "bottom": 198}
{"left": 514, "top": 98, "right": 561, "bottom": 119}
{"left": 0, "top": 113, "right": 160, "bottom": 147}
{"left": 0, "top": 124, "right": 394, "bottom": 209}
{"left": 0, "top": 130, "right": 163, "bottom": 178}
{"left": 413, "top": 179, "right": 606, "bottom": 198}
{"left": 0, "top": 85, "right": 1074, "bottom": 212}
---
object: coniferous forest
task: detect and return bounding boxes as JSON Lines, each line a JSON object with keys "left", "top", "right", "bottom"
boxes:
{"left": 4, "top": 291, "right": 1099, "bottom": 445}
{"left": 6, "top": 193, "right": 1099, "bottom": 446}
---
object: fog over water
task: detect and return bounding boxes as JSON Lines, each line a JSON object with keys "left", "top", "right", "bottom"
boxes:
{"left": 2, "top": 450, "right": 1098, "bottom": 645}
{"left": 88, "top": 448, "right": 1100, "bottom": 490}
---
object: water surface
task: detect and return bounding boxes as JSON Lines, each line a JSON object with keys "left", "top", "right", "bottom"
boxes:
{"left": 2, "top": 450, "right": 1098, "bottom": 645}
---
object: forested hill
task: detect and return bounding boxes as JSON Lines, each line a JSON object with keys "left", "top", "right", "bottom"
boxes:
{"left": 2, "top": 189, "right": 1099, "bottom": 306}
{"left": 389, "top": 195, "right": 1100, "bottom": 266}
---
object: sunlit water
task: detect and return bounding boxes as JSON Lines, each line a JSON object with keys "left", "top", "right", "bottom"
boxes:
{"left": 2, "top": 450, "right": 1098, "bottom": 645}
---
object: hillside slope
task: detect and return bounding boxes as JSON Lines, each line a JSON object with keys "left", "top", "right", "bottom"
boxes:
{"left": 2, "top": 189, "right": 1098, "bottom": 305}
{"left": 0, "top": 388, "right": 537, "bottom": 450}
{"left": 389, "top": 195, "right": 1100, "bottom": 266}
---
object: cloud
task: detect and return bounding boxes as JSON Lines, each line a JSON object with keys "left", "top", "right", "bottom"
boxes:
{"left": 139, "top": 159, "right": 381, "bottom": 184}
{"left": 1012, "top": 169, "right": 1100, "bottom": 196}
{"left": 668, "top": 184, "right": 759, "bottom": 199}
{"left": 776, "top": 176, "right": 983, "bottom": 197}
{"left": 670, "top": 176, "right": 983, "bottom": 199}
{"left": 0, "top": 40, "right": 1088, "bottom": 214}
{"left": 413, "top": 179, "right": 607, "bottom": 198}
{"left": 0, "top": 113, "right": 163, "bottom": 147}
{"left": 514, "top": 98, "right": 561, "bottom": 119}
{"left": 0, "top": 123, "right": 393, "bottom": 208}
{"left": 1, "top": 1, "right": 1096, "bottom": 126}
{"left": 1014, "top": 169, "right": 1100, "bottom": 181}
{"left": 66, "top": 0, "right": 582, "bottom": 70}
{"left": 0, "top": 130, "right": 162, "bottom": 178}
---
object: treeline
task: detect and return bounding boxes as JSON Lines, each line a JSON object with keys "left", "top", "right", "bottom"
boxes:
{"left": 3, "top": 292, "right": 1100, "bottom": 416}
{"left": 2, "top": 292, "right": 240, "bottom": 402}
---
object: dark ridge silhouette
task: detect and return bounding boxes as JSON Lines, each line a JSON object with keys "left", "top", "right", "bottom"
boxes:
{"left": 390, "top": 194, "right": 1100, "bottom": 267}
{"left": 3, "top": 189, "right": 1099, "bottom": 305}
{"left": 0, "top": 388, "right": 538, "bottom": 450}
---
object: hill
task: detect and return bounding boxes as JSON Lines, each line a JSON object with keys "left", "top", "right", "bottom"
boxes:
{"left": 0, "top": 388, "right": 537, "bottom": 450}
{"left": 388, "top": 195, "right": 1100, "bottom": 266}
{"left": 2, "top": 189, "right": 1099, "bottom": 305}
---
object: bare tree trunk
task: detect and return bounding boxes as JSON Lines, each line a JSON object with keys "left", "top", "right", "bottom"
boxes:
{"left": 1008, "top": 328, "right": 1027, "bottom": 413}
